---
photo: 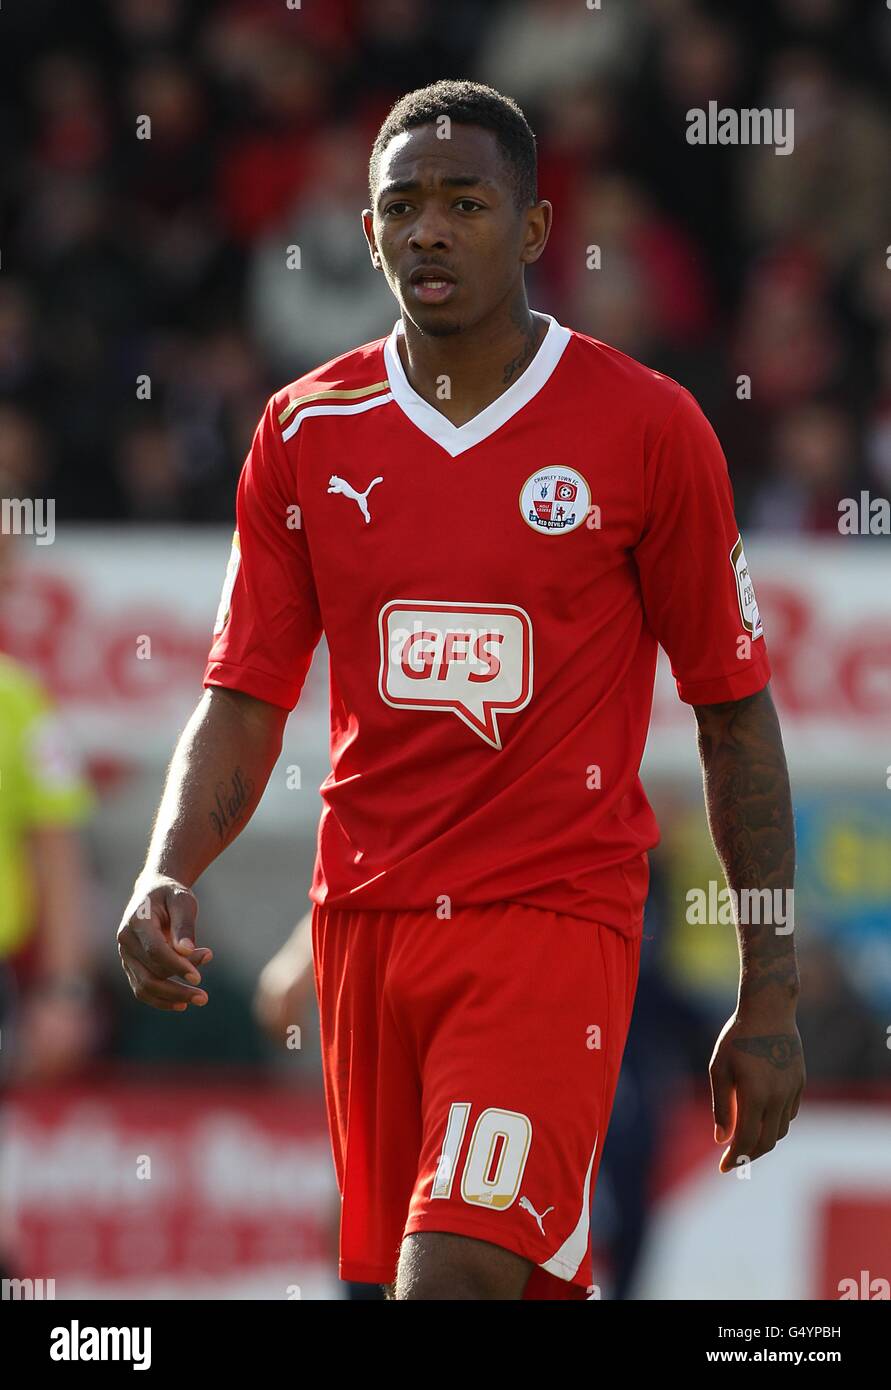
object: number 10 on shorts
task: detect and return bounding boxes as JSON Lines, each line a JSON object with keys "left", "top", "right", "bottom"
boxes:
{"left": 431, "top": 1103, "right": 532, "bottom": 1210}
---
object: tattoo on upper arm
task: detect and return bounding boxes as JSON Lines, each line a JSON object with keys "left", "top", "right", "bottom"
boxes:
{"left": 209, "top": 766, "right": 255, "bottom": 842}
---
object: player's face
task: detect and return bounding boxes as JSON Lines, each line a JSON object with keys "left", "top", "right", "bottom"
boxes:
{"left": 364, "top": 124, "right": 549, "bottom": 337}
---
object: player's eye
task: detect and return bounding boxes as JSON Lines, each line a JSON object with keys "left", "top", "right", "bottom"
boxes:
{"left": 383, "top": 202, "right": 412, "bottom": 217}
{"left": 454, "top": 199, "right": 484, "bottom": 213}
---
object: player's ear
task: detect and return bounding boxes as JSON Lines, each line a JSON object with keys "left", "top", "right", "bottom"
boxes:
{"left": 362, "top": 210, "right": 382, "bottom": 270}
{"left": 520, "top": 200, "right": 552, "bottom": 267}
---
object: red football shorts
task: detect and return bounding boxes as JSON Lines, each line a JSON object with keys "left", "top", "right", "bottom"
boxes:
{"left": 311, "top": 900, "right": 641, "bottom": 1299}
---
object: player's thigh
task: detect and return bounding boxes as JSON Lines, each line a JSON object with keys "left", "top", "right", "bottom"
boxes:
{"left": 397, "top": 906, "right": 638, "bottom": 1296}
{"left": 396, "top": 1231, "right": 532, "bottom": 1301}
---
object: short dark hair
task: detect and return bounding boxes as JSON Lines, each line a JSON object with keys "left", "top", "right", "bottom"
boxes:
{"left": 369, "top": 79, "right": 538, "bottom": 210}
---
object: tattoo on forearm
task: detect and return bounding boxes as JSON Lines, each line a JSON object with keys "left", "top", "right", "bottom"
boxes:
{"left": 733, "top": 1033, "right": 802, "bottom": 1070}
{"left": 694, "top": 687, "right": 798, "bottom": 999}
{"left": 209, "top": 767, "right": 255, "bottom": 842}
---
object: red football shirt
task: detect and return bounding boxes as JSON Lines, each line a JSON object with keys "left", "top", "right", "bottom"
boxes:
{"left": 204, "top": 315, "right": 770, "bottom": 936}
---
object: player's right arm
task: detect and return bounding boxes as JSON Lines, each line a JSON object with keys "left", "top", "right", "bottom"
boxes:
{"left": 117, "top": 686, "right": 288, "bottom": 1012}
{"left": 118, "top": 392, "right": 322, "bottom": 1013}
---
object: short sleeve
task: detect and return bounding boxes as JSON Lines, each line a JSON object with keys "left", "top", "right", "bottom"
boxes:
{"left": 203, "top": 396, "right": 322, "bottom": 710}
{"left": 633, "top": 386, "right": 771, "bottom": 706}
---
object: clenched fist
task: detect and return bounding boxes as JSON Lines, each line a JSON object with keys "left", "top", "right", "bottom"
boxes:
{"left": 117, "top": 876, "right": 213, "bottom": 1012}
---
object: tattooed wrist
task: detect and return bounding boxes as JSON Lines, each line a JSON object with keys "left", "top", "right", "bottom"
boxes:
{"left": 739, "top": 957, "right": 801, "bottom": 1004}
{"left": 732, "top": 1032, "right": 802, "bottom": 1071}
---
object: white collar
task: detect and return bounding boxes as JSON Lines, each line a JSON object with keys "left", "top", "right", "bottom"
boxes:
{"left": 383, "top": 313, "right": 572, "bottom": 458}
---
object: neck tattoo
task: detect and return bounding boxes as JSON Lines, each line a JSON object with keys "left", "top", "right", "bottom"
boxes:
{"left": 501, "top": 315, "right": 539, "bottom": 386}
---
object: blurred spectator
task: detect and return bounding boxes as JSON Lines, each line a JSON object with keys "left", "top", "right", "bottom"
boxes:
{"left": 0, "top": 282, "right": 44, "bottom": 403}
{"left": 562, "top": 173, "right": 715, "bottom": 364}
{"left": 740, "top": 49, "right": 889, "bottom": 271}
{"left": 108, "top": 0, "right": 187, "bottom": 52}
{"left": 0, "top": 405, "right": 49, "bottom": 498}
{"left": 247, "top": 125, "right": 395, "bottom": 376}
{"left": 353, "top": 0, "right": 480, "bottom": 97}
{"left": 0, "top": 526, "right": 97, "bottom": 1082}
{"left": 732, "top": 248, "right": 843, "bottom": 408}
{"left": 749, "top": 400, "right": 855, "bottom": 533}
{"left": 114, "top": 417, "right": 189, "bottom": 522}
{"left": 475, "top": 0, "right": 642, "bottom": 110}
{"left": 28, "top": 52, "right": 110, "bottom": 177}
{"left": 625, "top": 9, "right": 747, "bottom": 306}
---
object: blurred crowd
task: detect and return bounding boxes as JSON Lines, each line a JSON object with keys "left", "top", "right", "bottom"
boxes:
{"left": 0, "top": 0, "right": 888, "bottom": 530}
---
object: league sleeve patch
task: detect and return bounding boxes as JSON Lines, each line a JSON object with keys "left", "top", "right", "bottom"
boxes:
{"left": 213, "top": 530, "right": 241, "bottom": 636}
{"left": 730, "top": 534, "right": 763, "bottom": 639}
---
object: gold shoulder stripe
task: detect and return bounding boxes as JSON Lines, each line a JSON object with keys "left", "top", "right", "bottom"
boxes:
{"left": 278, "top": 380, "right": 390, "bottom": 425}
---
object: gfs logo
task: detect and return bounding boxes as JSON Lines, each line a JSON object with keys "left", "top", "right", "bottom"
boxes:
{"left": 379, "top": 600, "right": 533, "bottom": 749}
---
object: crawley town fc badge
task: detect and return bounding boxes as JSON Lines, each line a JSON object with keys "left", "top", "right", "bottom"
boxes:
{"left": 519, "top": 467, "right": 591, "bottom": 535}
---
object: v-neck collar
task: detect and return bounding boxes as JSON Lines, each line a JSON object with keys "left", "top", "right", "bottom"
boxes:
{"left": 383, "top": 313, "right": 572, "bottom": 458}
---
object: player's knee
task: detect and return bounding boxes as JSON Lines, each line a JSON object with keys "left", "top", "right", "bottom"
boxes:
{"left": 395, "top": 1231, "right": 531, "bottom": 1300}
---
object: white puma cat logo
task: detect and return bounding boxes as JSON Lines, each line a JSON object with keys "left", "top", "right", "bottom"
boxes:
{"left": 519, "top": 1196, "right": 554, "bottom": 1235}
{"left": 327, "top": 473, "right": 383, "bottom": 524}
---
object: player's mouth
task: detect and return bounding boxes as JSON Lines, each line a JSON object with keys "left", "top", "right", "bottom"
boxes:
{"left": 408, "top": 266, "right": 457, "bottom": 305}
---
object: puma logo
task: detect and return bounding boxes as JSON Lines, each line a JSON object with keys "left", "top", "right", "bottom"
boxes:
{"left": 519, "top": 1196, "right": 554, "bottom": 1235}
{"left": 327, "top": 474, "right": 383, "bottom": 524}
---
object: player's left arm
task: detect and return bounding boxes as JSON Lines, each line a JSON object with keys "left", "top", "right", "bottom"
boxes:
{"left": 692, "top": 682, "right": 805, "bottom": 1173}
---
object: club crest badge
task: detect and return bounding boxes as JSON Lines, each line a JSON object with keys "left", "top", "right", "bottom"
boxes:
{"left": 519, "top": 467, "right": 590, "bottom": 535}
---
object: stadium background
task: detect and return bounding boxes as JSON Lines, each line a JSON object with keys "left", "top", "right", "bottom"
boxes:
{"left": 0, "top": 0, "right": 889, "bottom": 1300}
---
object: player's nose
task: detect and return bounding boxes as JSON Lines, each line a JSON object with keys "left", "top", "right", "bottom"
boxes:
{"left": 407, "top": 210, "right": 452, "bottom": 252}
